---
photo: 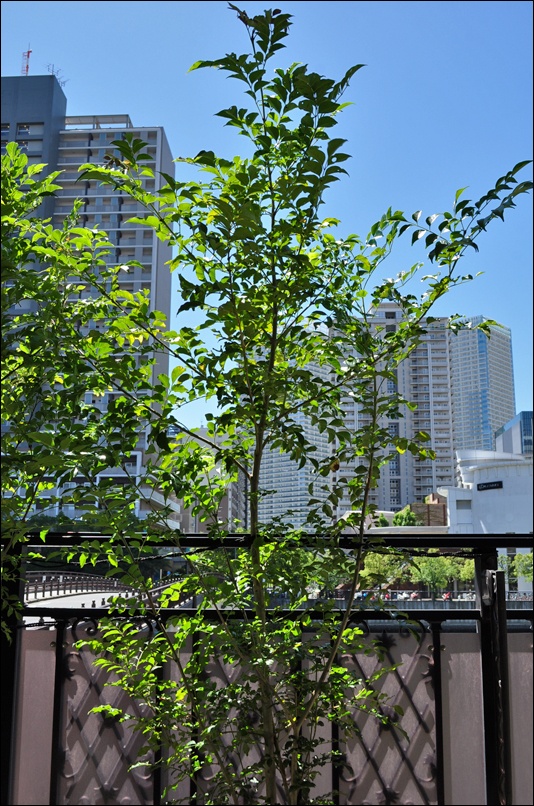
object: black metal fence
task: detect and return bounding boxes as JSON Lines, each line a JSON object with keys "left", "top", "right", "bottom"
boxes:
{"left": 2, "top": 534, "right": 533, "bottom": 805}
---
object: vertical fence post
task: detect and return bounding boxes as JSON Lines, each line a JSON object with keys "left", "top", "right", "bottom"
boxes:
{"left": 153, "top": 661, "right": 163, "bottom": 806}
{"left": 429, "top": 619, "right": 446, "bottom": 806}
{"left": 493, "top": 569, "right": 513, "bottom": 806}
{"left": 49, "top": 619, "right": 66, "bottom": 806}
{"left": 0, "top": 539, "right": 25, "bottom": 806}
{"left": 475, "top": 548, "right": 512, "bottom": 805}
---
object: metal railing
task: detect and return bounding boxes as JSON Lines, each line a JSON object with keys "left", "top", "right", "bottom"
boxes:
{"left": 2, "top": 532, "right": 532, "bottom": 805}
{"left": 24, "top": 571, "right": 133, "bottom": 601}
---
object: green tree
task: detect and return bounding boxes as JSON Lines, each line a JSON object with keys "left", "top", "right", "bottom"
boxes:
{"left": 392, "top": 506, "right": 423, "bottom": 527}
{"left": 408, "top": 550, "right": 458, "bottom": 601}
{"left": 359, "top": 550, "right": 410, "bottom": 589}
{"left": 374, "top": 513, "right": 390, "bottom": 528}
{"left": 454, "top": 557, "right": 475, "bottom": 585}
{"left": 499, "top": 551, "right": 533, "bottom": 588}
{"left": 2, "top": 5, "right": 532, "bottom": 803}
{"left": 513, "top": 551, "right": 533, "bottom": 584}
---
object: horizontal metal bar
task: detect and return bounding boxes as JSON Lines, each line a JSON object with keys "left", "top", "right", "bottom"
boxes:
{"left": 11, "top": 531, "right": 534, "bottom": 549}
{"left": 21, "top": 604, "right": 532, "bottom": 624}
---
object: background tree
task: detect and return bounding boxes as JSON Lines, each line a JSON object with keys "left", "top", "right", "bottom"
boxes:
{"left": 359, "top": 550, "right": 410, "bottom": 589}
{"left": 408, "top": 550, "right": 458, "bottom": 600}
{"left": 498, "top": 551, "right": 533, "bottom": 590}
{"left": 2, "top": 4, "right": 532, "bottom": 803}
{"left": 498, "top": 553, "right": 517, "bottom": 590}
{"left": 454, "top": 556, "right": 475, "bottom": 587}
{"left": 513, "top": 551, "right": 533, "bottom": 584}
{"left": 392, "top": 506, "right": 423, "bottom": 527}
{"left": 374, "top": 513, "right": 390, "bottom": 528}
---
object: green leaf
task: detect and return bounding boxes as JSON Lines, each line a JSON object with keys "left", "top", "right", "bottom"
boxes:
{"left": 27, "top": 431, "right": 55, "bottom": 447}
{"left": 411, "top": 229, "right": 425, "bottom": 244}
{"left": 511, "top": 159, "right": 532, "bottom": 174}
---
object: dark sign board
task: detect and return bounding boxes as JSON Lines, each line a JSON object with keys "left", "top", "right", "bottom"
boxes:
{"left": 477, "top": 480, "right": 503, "bottom": 492}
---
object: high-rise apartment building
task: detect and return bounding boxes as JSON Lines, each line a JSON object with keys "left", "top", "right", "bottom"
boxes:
{"left": 449, "top": 316, "right": 515, "bottom": 452}
{"left": 258, "top": 364, "right": 333, "bottom": 528}
{"left": 251, "top": 302, "right": 517, "bottom": 521}
{"left": 334, "top": 305, "right": 516, "bottom": 515}
{"left": 2, "top": 75, "right": 174, "bottom": 522}
{"left": 1, "top": 75, "right": 67, "bottom": 219}
{"left": 167, "top": 427, "right": 248, "bottom": 532}
{"left": 334, "top": 303, "right": 456, "bottom": 515}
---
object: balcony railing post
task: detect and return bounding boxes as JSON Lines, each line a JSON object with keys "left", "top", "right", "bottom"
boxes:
{"left": 429, "top": 618, "right": 446, "bottom": 805}
{"left": 475, "top": 550, "right": 512, "bottom": 805}
{"left": 493, "top": 569, "right": 513, "bottom": 806}
{"left": 0, "top": 539, "right": 25, "bottom": 806}
{"left": 49, "top": 619, "right": 66, "bottom": 806}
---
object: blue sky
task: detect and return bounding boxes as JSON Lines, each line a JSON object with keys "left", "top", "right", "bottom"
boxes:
{"left": 2, "top": 0, "right": 533, "bottom": 421}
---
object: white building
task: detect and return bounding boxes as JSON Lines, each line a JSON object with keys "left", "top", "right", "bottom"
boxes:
{"left": 438, "top": 450, "right": 533, "bottom": 535}
{"left": 495, "top": 411, "right": 533, "bottom": 455}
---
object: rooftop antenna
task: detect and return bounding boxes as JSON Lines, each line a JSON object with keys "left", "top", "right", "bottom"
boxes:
{"left": 21, "top": 44, "right": 32, "bottom": 76}
{"left": 46, "top": 63, "right": 69, "bottom": 88}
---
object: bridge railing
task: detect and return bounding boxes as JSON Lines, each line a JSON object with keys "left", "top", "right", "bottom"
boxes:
{"left": 24, "top": 571, "right": 134, "bottom": 601}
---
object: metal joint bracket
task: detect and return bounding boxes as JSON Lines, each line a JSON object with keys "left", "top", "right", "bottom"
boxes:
{"left": 479, "top": 568, "right": 496, "bottom": 606}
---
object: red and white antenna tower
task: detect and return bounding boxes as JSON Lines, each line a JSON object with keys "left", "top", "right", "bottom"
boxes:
{"left": 21, "top": 45, "right": 32, "bottom": 76}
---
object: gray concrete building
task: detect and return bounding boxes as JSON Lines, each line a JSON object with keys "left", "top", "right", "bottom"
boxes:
{"left": 1, "top": 75, "right": 67, "bottom": 217}
{"left": 2, "top": 74, "right": 174, "bottom": 522}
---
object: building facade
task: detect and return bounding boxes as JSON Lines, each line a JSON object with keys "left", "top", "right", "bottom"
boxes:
{"left": 438, "top": 450, "right": 533, "bottom": 535}
{"left": 258, "top": 366, "right": 333, "bottom": 528}
{"left": 255, "top": 303, "right": 517, "bottom": 521}
{"left": 335, "top": 305, "right": 518, "bottom": 515}
{"left": 2, "top": 75, "right": 174, "bottom": 522}
{"left": 495, "top": 411, "right": 533, "bottom": 456}
{"left": 334, "top": 303, "right": 456, "bottom": 515}
{"left": 1, "top": 75, "right": 67, "bottom": 218}
{"left": 449, "top": 316, "right": 515, "bottom": 451}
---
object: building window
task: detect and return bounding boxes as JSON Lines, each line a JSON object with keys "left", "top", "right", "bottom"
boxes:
{"left": 1, "top": 123, "right": 9, "bottom": 134}
{"left": 385, "top": 311, "right": 396, "bottom": 319}
{"left": 456, "top": 500, "right": 471, "bottom": 510}
{"left": 17, "top": 122, "right": 44, "bottom": 137}
{"left": 26, "top": 139, "right": 43, "bottom": 153}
